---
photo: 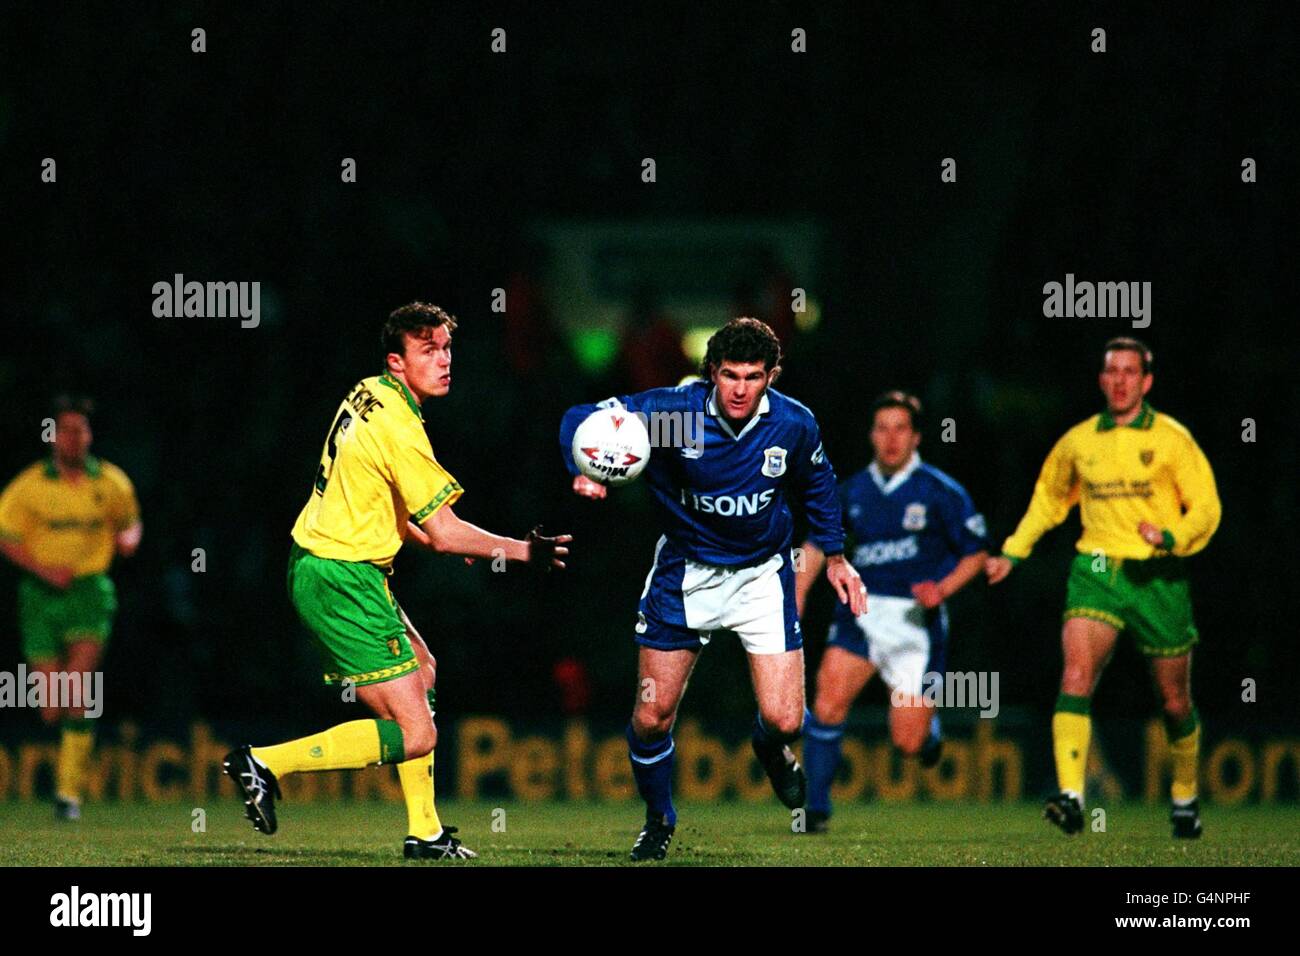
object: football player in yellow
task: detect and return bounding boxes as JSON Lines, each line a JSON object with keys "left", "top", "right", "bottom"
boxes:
{"left": 0, "top": 395, "right": 142, "bottom": 820}
{"left": 986, "top": 338, "right": 1220, "bottom": 837}
{"left": 223, "top": 302, "right": 571, "bottom": 860}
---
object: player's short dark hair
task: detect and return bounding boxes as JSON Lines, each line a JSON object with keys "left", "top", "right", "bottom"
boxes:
{"left": 382, "top": 302, "right": 458, "bottom": 358}
{"left": 1103, "top": 336, "right": 1153, "bottom": 374}
{"left": 50, "top": 393, "right": 95, "bottom": 424}
{"left": 700, "top": 317, "right": 782, "bottom": 378}
{"left": 870, "top": 390, "right": 923, "bottom": 431}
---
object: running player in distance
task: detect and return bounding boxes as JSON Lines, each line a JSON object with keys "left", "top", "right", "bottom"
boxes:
{"left": 986, "top": 337, "right": 1220, "bottom": 838}
{"left": 0, "top": 395, "right": 142, "bottom": 820}
{"left": 795, "top": 391, "right": 987, "bottom": 833}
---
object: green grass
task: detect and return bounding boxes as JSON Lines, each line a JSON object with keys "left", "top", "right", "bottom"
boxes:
{"left": 2, "top": 800, "right": 1296, "bottom": 866}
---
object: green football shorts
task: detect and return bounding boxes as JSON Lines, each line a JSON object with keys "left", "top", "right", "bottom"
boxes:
{"left": 287, "top": 542, "right": 419, "bottom": 686}
{"left": 19, "top": 573, "right": 117, "bottom": 663}
{"left": 1063, "top": 552, "right": 1198, "bottom": 657}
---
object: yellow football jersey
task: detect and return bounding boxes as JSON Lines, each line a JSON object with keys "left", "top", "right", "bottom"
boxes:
{"left": 0, "top": 456, "right": 141, "bottom": 577}
{"left": 291, "top": 373, "right": 463, "bottom": 566}
{"left": 1002, "top": 402, "right": 1220, "bottom": 561}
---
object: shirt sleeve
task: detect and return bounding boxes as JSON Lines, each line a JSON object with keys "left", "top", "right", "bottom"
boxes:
{"left": 558, "top": 389, "right": 670, "bottom": 477}
{"left": 1000, "top": 431, "right": 1080, "bottom": 560}
{"left": 386, "top": 419, "right": 464, "bottom": 523}
{"left": 937, "top": 480, "right": 988, "bottom": 558}
{"left": 106, "top": 466, "right": 141, "bottom": 530}
{"left": 1166, "top": 431, "right": 1221, "bottom": 556}
{"left": 790, "top": 418, "right": 845, "bottom": 557}
{"left": 0, "top": 472, "right": 34, "bottom": 542}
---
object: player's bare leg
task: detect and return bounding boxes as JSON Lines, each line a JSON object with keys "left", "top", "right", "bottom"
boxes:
{"left": 1150, "top": 651, "right": 1201, "bottom": 837}
{"left": 226, "top": 667, "right": 433, "bottom": 838}
{"left": 386, "top": 608, "right": 474, "bottom": 858}
{"left": 801, "top": 648, "right": 876, "bottom": 831}
{"left": 1045, "top": 617, "right": 1119, "bottom": 833}
{"left": 813, "top": 648, "right": 876, "bottom": 726}
{"left": 30, "top": 659, "right": 63, "bottom": 728}
{"left": 51, "top": 639, "right": 102, "bottom": 819}
{"left": 888, "top": 694, "right": 934, "bottom": 755}
{"left": 627, "top": 646, "right": 698, "bottom": 860}
{"left": 747, "top": 648, "right": 808, "bottom": 810}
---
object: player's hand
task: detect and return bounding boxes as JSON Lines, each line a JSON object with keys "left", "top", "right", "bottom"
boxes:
{"left": 911, "top": 580, "right": 945, "bottom": 609}
{"left": 42, "top": 565, "right": 75, "bottom": 590}
{"left": 984, "top": 556, "right": 1014, "bottom": 585}
{"left": 826, "top": 556, "right": 867, "bottom": 617}
{"left": 1138, "top": 521, "right": 1165, "bottom": 548}
{"left": 526, "top": 525, "right": 573, "bottom": 571}
{"left": 572, "top": 475, "right": 607, "bottom": 500}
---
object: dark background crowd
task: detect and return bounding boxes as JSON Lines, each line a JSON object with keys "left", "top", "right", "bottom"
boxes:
{"left": 1, "top": 3, "right": 1295, "bottom": 740}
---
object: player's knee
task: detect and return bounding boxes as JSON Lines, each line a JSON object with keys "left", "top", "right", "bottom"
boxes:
{"left": 1060, "top": 665, "right": 1094, "bottom": 695}
{"left": 760, "top": 708, "right": 804, "bottom": 741}
{"left": 1162, "top": 697, "right": 1193, "bottom": 725}
{"left": 813, "top": 696, "right": 848, "bottom": 726}
{"left": 399, "top": 719, "right": 436, "bottom": 758}
{"left": 631, "top": 706, "right": 674, "bottom": 740}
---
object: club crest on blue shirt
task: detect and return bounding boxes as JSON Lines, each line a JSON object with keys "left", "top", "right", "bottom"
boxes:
{"left": 902, "top": 502, "right": 927, "bottom": 531}
{"left": 762, "top": 446, "right": 788, "bottom": 478}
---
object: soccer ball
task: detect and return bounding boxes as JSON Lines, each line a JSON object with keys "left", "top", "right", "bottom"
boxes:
{"left": 571, "top": 406, "right": 651, "bottom": 485}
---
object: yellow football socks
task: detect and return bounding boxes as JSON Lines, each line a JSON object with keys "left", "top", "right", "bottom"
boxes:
{"left": 252, "top": 719, "right": 404, "bottom": 777}
{"left": 1052, "top": 694, "right": 1092, "bottom": 799}
{"left": 1166, "top": 709, "right": 1201, "bottom": 804}
{"left": 55, "top": 719, "right": 96, "bottom": 803}
{"left": 398, "top": 751, "right": 442, "bottom": 840}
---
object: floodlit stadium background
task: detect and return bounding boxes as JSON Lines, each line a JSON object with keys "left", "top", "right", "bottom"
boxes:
{"left": 0, "top": 5, "right": 1295, "bottom": 805}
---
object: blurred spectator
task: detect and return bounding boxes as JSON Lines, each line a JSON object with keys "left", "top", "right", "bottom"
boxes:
{"left": 617, "top": 284, "right": 692, "bottom": 392}
{"left": 552, "top": 657, "right": 593, "bottom": 716}
{"left": 732, "top": 250, "right": 796, "bottom": 354}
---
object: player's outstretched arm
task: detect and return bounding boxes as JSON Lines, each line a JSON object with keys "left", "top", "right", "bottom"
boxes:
{"left": 913, "top": 550, "right": 987, "bottom": 608}
{"left": 419, "top": 506, "right": 572, "bottom": 570}
{"left": 794, "top": 539, "right": 826, "bottom": 616}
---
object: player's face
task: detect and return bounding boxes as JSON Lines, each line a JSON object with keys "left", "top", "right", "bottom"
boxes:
{"left": 53, "top": 412, "right": 92, "bottom": 467}
{"left": 711, "top": 360, "right": 775, "bottom": 423}
{"left": 392, "top": 325, "right": 453, "bottom": 402}
{"left": 870, "top": 407, "right": 919, "bottom": 473}
{"left": 1099, "top": 349, "right": 1151, "bottom": 416}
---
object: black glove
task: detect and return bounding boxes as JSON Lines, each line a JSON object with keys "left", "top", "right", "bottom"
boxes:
{"left": 526, "top": 525, "right": 571, "bottom": 572}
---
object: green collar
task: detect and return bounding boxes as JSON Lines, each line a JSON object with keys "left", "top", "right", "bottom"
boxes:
{"left": 1098, "top": 400, "right": 1155, "bottom": 432}
{"left": 44, "top": 455, "right": 102, "bottom": 479}
{"left": 378, "top": 372, "right": 423, "bottom": 421}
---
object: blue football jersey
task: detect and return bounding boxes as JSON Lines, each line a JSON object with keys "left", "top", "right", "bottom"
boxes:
{"left": 835, "top": 455, "right": 987, "bottom": 617}
{"left": 559, "top": 381, "right": 845, "bottom": 566}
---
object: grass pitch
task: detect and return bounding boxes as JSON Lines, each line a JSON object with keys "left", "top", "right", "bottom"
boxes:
{"left": 2, "top": 800, "right": 1295, "bottom": 867}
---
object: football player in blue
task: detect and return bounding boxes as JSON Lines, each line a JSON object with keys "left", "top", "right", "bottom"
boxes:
{"left": 794, "top": 391, "right": 988, "bottom": 833}
{"left": 559, "top": 318, "right": 865, "bottom": 861}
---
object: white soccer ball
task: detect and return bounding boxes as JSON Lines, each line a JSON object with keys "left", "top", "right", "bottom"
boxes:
{"left": 572, "top": 406, "right": 651, "bottom": 485}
